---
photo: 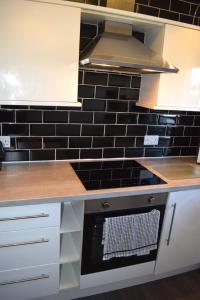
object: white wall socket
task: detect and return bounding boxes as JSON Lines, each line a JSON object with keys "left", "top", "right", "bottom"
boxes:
{"left": 144, "top": 135, "right": 159, "bottom": 146}
{"left": 0, "top": 136, "right": 11, "bottom": 148}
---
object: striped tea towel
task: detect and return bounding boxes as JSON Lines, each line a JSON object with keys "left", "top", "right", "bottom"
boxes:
{"left": 102, "top": 209, "right": 160, "bottom": 261}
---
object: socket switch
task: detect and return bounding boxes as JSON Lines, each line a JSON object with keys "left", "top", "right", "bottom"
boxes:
{"left": 0, "top": 136, "right": 11, "bottom": 148}
{"left": 144, "top": 135, "right": 159, "bottom": 146}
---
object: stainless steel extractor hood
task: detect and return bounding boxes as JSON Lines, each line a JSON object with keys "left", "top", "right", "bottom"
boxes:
{"left": 80, "top": 0, "right": 179, "bottom": 74}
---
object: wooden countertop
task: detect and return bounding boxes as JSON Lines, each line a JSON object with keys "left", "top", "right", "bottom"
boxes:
{"left": 0, "top": 157, "right": 200, "bottom": 206}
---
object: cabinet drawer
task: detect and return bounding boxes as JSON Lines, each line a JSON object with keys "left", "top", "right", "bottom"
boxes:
{"left": 0, "top": 263, "right": 59, "bottom": 300}
{"left": 0, "top": 203, "right": 61, "bottom": 232}
{"left": 0, "top": 227, "right": 60, "bottom": 271}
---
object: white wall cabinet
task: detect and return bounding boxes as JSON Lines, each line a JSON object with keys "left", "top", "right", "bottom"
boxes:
{"left": 0, "top": 0, "right": 81, "bottom": 107}
{"left": 139, "top": 25, "right": 200, "bottom": 111}
{"left": 155, "top": 190, "right": 200, "bottom": 274}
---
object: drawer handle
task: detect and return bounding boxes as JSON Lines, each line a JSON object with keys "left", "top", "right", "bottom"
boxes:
{"left": 0, "top": 238, "right": 49, "bottom": 248}
{"left": 167, "top": 203, "right": 176, "bottom": 246}
{"left": 0, "top": 213, "right": 49, "bottom": 222}
{"left": 0, "top": 274, "right": 49, "bottom": 286}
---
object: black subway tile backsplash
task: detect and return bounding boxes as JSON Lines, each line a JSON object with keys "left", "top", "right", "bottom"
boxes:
{"left": 16, "top": 110, "right": 42, "bottom": 123}
{"left": 1, "top": 15, "right": 200, "bottom": 162}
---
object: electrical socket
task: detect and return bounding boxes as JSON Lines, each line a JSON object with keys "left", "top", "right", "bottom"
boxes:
{"left": 0, "top": 136, "right": 11, "bottom": 148}
{"left": 144, "top": 135, "right": 159, "bottom": 146}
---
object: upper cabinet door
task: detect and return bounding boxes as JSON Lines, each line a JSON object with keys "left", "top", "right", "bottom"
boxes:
{"left": 0, "top": 0, "right": 81, "bottom": 107}
{"left": 139, "top": 25, "right": 200, "bottom": 111}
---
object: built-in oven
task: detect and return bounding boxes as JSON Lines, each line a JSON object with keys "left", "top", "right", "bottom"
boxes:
{"left": 81, "top": 193, "right": 168, "bottom": 275}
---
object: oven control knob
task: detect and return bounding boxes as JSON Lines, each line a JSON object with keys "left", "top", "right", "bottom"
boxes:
{"left": 148, "top": 196, "right": 155, "bottom": 204}
{"left": 101, "top": 201, "right": 111, "bottom": 209}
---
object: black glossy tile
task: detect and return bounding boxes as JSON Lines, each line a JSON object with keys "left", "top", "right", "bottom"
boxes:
{"left": 30, "top": 150, "right": 55, "bottom": 161}
{"left": 43, "top": 137, "right": 68, "bottom": 148}
{"left": 127, "top": 125, "right": 147, "bottom": 136}
{"left": 184, "top": 127, "right": 200, "bottom": 136}
{"left": 150, "top": 0, "right": 170, "bottom": 9}
{"left": 80, "top": 38, "right": 91, "bottom": 52}
{"left": 173, "top": 137, "right": 191, "bottom": 146}
{"left": 131, "top": 76, "right": 141, "bottom": 88}
{"left": 176, "top": 115, "right": 194, "bottom": 126}
{"left": 135, "top": 0, "right": 149, "bottom": 4}
{"left": 0, "top": 110, "right": 15, "bottom": 123}
{"left": 44, "top": 111, "right": 68, "bottom": 123}
{"left": 180, "top": 14, "right": 193, "bottom": 24}
{"left": 82, "top": 125, "right": 104, "bottom": 136}
{"left": 103, "top": 148, "right": 124, "bottom": 158}
{"left": 70, "top": 111, "right": 93, "bottom": 123}
{"left": 119, "top": 88, "right": 140, "bottom": 100}
{"left": 56, "top": 149, "right": 79, "bottom": 160}
{"left": 82, "top": 99, "right": 106, "bottom": 111}
{"left": 191, "top": 137, "right": 200, "bottom": 146}
{"left": 2, "top": 124, "right": 29, "bottom": 136}
{"left": 129, "top": 103, "right": 149, "bottom": 113}
{"left": 158, "top": 115, "right": 176, "bottom": 125}
{"left": 94, "top": 112, "right": 116, "bottom": 124}
{"left": 147, "top": 126, "right": 166, "bottom": 135}
{"left": 158, "top": 137, "right": 172, "bottom": 147}
{"left": 194, "top": 116, "right": 200, "bottom": 126}
{"left": 125, "top": 147, "right": 144, "bottom": 157}
{"left": 78, "top": 85, "right": 95, "bottom": 98}
{"left": 109, "top": 74, "right": 131, "bottom": 87}
{"left": 105, "top": 125, "right": 126, "bottom": 136}
{"left": 79, "top": 70, "right": 83, "bottom": 84}
{"left": 171, "top": 0, "right": 190, "bottom": 14}
{"left": 30, "top": 106, "right": 55, "bottom": 110}
{"left": 93, "top": 137, "right": 114, "bottom": 148}
{"left": 80, "top": 148, "right": 102, "bottom": 159}
{"left": 166, "top": 126, "right": 184, "bottom": 136}
{"left": 115, "top": 137, "right": 135, "bottom": 147}
{"left": 84, "top": 71, "right": 108, "bottom": 85}
{"left": 138, "top": 114, "right": 157, "bottom": 125}
{"left": 17, "top": 138, "right": 42, "bottom": 149}
{"left": 56, "top": 124, "right": 80, "bottom": 136}
{"left": 4, "top": 150, "right": 29, "bottom": 162}
{"left": 96, "top": 86, "right": 119, "bottom": 99}
{"left": 1, "top": 105, "right": 28, "bottom": 110}
{"left": 181, "top": 147, "right": 198, "bottom": 156}
{"left": 117, "top": 113, "right": 138, "bottom": 124}
{"left": 107, "top": 101, "right": 128, "bottom": 112}
{"left": 159, "top": 10, "right": 179, "bottom": 21}
{"left": 69, "top": 137, "right": 92, "bottom": 148}
{"left": 163, "top": 147, "right": 181, "bottom": 156}
{"left": 16, "top": 110, "right": 42, "bottom": 123}
{"left": 30, "top": 124, "right": 55, "bottom": 136}
{"left": 145, "top": 148, "right": 163, "bottom": 157}
{"left": 137, "top": 4, "right": 159, "bottom": 16}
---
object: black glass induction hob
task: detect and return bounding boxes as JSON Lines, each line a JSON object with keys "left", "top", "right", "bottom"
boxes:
{"left": 71, "top": 160, "right": 167, "bottom": 190}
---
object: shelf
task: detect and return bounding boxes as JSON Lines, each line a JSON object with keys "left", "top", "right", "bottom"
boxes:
{"left": 60, "top": 232, "right": 82, "bottom": 264}
{"left": 60, "top": 262, "right": 80, "bottom": 291}
{"left": 60, "top": 202, "right": 83, "bottom": 234}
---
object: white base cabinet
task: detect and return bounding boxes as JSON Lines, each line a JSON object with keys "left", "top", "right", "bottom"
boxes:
{"left": 155, "top": 189, "right": 200, "bottom": 274}
{"left": 0, "top": 203, "right": 61, "bottom": 300}
{"left": 0, "top": 264, "right": 59, "bottom": 300}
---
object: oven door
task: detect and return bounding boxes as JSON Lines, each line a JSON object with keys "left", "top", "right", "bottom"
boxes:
{"left": 81, "top": 202, "right": 165, "bottom": 275}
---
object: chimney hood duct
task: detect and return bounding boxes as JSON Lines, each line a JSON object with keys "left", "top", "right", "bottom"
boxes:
{"left": 80, "top": 0, "right": 179, "bottom": 74}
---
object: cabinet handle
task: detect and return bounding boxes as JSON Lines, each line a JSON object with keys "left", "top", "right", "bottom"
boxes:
{"left": 0, "top": 238, "right": 49, "bottom": 248}
{"left": 0, "top": 274, "right": 49, "bottom": 286}
{"left": 0, "top": 213, "right": 49, "bottom": 222}
{"left": 167, "top": 203, "right": 176, "bottom": 246}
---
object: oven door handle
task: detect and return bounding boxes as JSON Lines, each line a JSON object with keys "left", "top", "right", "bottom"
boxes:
{"left": 166, "top": 203, "right": 176, "bottom": 246}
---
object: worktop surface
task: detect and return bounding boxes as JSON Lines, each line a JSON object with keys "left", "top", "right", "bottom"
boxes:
{"left": 0, "top": 157, "right": 200, "bottom": 206}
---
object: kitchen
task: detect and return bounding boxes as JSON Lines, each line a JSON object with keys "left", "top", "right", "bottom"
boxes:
{"left": 0, "top": 0, "right": 200, "bottom": 299}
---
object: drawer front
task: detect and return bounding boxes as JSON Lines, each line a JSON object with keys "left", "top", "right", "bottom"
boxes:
{"left": 0, "top": 263, "right": 59, "bottom": 300}
{"left": 0, "top": 203, "right": 61, "bottom": 232}
{"left": 0, "top": 227, "right": 60, "bottom": 271}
